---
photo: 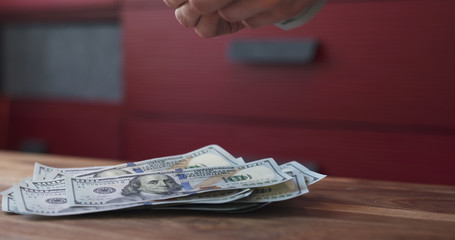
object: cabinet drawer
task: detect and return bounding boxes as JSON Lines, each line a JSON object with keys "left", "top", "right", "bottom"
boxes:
{"left": 0, "top": 97, "right": 10, "bottom": 148}
{"left": 125, "top": 118, "right": 455, "bottom": 185}
{"left": 124, "top": 0, "right": 455, "bottom": 128}
{"left": 8, "top": 100, "right": 122, "bottom": 159}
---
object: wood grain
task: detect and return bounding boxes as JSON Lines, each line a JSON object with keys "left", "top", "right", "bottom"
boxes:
{"left": 1, "top": 151, "right": 454, "bottom": 240}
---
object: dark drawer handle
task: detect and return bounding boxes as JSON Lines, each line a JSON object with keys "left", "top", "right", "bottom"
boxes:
{"left": 227, "top": 39, "right": 318, "bottom": 64}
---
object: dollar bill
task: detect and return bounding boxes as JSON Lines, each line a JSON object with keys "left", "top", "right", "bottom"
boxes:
{"left": 237, "top": 171, "right": 308, "bottom": 203}
{"left": 22, "top": 178, "right": 66, "bottom": 190}
{"left": 275, "top": 0, "right": 327, "bottom": 30}
{"left": 34, "top": 163, "right": 106, "bottom": 181}
{"left": 280, "top": 161, "right": 326, "bottom": 185}
{"left": 10, "top": 186, "right": 252, "bottom": 216}
{"left": 66, "top": 158, "right": 292, "bottom": 206}
{"left": 33, "top": 162, "right": 108, "bottom": 181}
{"left": 13, "top": 184, "right": 144, "bottom": 216}
{"left": 33, "top": 163, "right": 57, "bottom": 181}
{"left": 233, "top": 161, "right": 325, "bottom": 203}
{"left": 75, "top": 145, "right": 243, "bottom": 179}
{"left": 1, "top": 188, "right": 19, "bottom": 214}
{"left": 25, "top": 145, "right": 242, "bottom": 190}
{"left": 3, "top": 178, "right": 69, "bottom": 214}
{"left": 33, "top": 145, "right": 242, "bottom": 181}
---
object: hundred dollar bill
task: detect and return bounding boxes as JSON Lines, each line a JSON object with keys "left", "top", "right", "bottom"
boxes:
{"left": 33, "top": 162, "right": 106, "bottom": 181}
{"left": 236, "top": 169, "right": 308, "bottom": 203}
{"left": 11, "top": 185, "right": 252, "bottom": 216}
{"left": 235, "top": 161, "right": 325, "bottom": 203}
{"left": 2, "top": 178, "right": 66, "bottom": 214}
{"left": 75, "top": 145, "right": 244, "bottom": 179}
{"left": 33, "top": 163, "right": 57, "bottom": 181}
{"left": 2, "top": 178, "right": 34, "bottom": 214}
{"left": 66, "top": 158, "right": 292, "bottom": 206}
{"left": 280, "top": 161, "right": 326, "bottom": 185}
{"left": 13, "top": 184, "right": 144, "bottom": 216}
{"left": 4, "top": 185, "right": 252, "bottom": 216}
{"left": 23, "top": 178, "right": 66, "bottom": 190}
{"left": 28, "top": 145, "right": 241, "bottom": 188}
{"left": 3, "top": 178, "right": 69, "bottom": 213}
{"left": 32, "top": 145, "right": 242, "bottom": 181}
{"left": 1, "top": 188, "right": 20, "bottom": 214}
{"left": 275, "top": 0, "right": 327, "bottom": 30}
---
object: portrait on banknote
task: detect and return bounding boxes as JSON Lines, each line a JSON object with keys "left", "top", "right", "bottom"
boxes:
{"left": 107, "top": 174, "right": 183, "bottom": 203}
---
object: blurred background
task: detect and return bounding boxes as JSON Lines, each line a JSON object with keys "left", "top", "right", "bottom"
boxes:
{"left": 1, "top": 0, "right": 454, "bottom": 185}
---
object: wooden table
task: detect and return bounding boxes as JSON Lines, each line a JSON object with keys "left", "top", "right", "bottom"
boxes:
{"left": 1, "top": 151, "right": 454, "bottom": 240}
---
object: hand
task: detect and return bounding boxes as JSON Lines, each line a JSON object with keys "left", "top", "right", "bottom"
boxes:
{"left": 163, "top": 0, "right": 319, "bottom": 38}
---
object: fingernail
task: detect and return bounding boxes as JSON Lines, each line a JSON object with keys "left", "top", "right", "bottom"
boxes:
{"left": 175, "top": 8, "right": 184, "bottom": 25}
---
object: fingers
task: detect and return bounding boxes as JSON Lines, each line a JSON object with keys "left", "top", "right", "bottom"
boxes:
{"left": 194, "top": 12, "right": 246, "bottom": 38}
{"left": 193, "top": 13, "right": 222, "bottom": 38}
{"left": 163, "top": 0, "right": 187, "bottom": 9}
{"left": 187, "top": 0, "right": 234, "bottom": 14}
{"left": 169, "top": 0, "right": 233, "bottom": 28}
{"left": 218, "top": 0, "right": 278, "bottom": 23}
{"left": 219, "top": 0, "right": 318, "bottom": 28}
{"left": 165, "top": 0, "right": 320, "bottom": 38}
{"left": 175, "top": 2, "right": 202, "bottom": 27}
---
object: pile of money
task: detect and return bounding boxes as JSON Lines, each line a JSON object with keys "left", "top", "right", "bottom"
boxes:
{"left": 1, "top": 145, "right": 326, "bottom": 216}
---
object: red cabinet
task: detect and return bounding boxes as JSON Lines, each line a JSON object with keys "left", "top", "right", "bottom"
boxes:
{"left": 7, "top": 100, "right": 124, "bottom": 159}
{"left": 124, "top": 1, "right": 455, "bottom": 127}
{"left": 122, "top": 0, "right": 455, "bottom": 184}
{"left": 0, "top": 97, "right": 10, "bottom": 149}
